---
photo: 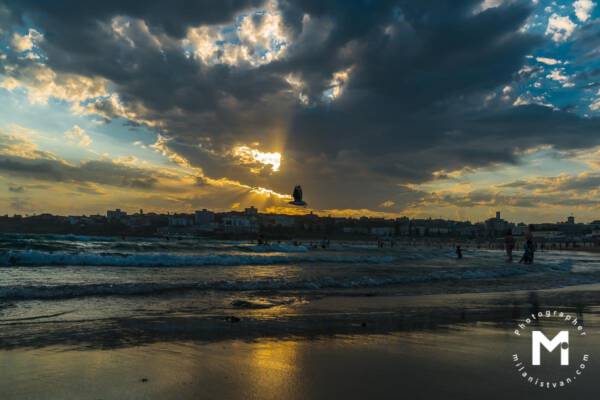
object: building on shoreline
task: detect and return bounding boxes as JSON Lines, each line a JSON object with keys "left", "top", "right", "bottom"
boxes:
{"left": 1, "top": 209, "right": 599, "bottom": 246}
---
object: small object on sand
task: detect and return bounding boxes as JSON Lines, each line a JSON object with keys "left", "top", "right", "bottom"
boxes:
{"left": 140, "top": 378, "right": 148, "bottom": 383}
{"left": 361, "top": 322, "right": 367, "bottom": 327}
{"left": 227, "top": 316, "right": 241, "bottom": 323}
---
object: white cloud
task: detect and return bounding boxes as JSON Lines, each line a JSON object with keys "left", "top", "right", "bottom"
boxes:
{"left": 0, "top": 65, "right": 109, "bottom": 105}
{"left": 546, "top": 68, "right": 568, "bottom": 82}
{"left": 518, "top": 64, "right": 536, "bottom": 77}
{"left": 475, "top": 0, "right": 540, "bottom": 13}
{"left": 545, "top": 14, "right": 577, "bottom": 42}
{"left": 536, "top": 56, "right": 562, "bottom": 65}
{"left": 513, "top": 92, "right": 553, "bottom": 108}
{"left": 151, "top": 134, "right": 195, "bottom": 170}
{"left": 501, "top": 85, "right": 513, "bottom": 101}
{"left": 476, "top": 0, "right": 506, "bottom": 13}
{"left": 183, "top": 1, "right": 290, "bottom": 68}
{"left": 73, "top": 94, "right": 159, "bottom": 128}
{"left": 64, "top": 125, "right": 92, "bottom": 147}
{"left": 132, "top": 140, "right": 147, "bottom": 149}
{"left": 0, "top": 125, "right": 56, "bottom": 159}
{"left": 10, "top": 29, "right": 43, "bottom": 52}
{"left": 285, "top": 73, "right": 310, "bottom": 105}
{"left": 184, "top": 26, "right": 222, "bottom": 62}
{"left": 108, "top": 16, "right": 163, "bottom": 51}
{"left": 546, "top": 68, "right": 574, "bottom": 87}
{"left": 574, "top": 0, "right": 595, "bottom": 22}
{"left": 324, "top": 66, "right": 354, "bottom": 101}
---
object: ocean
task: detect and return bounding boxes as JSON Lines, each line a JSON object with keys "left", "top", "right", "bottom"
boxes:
{"left": 2, "top": 234, "right": 600, "bottom": 399}
{"left": 1, "top": 234, "right": 599, "bottom": 329}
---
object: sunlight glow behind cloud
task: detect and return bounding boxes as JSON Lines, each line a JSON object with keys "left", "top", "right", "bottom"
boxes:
{"left": 2, "top": 0, "right": 600, "bottom": 221}
{"left": 232, "top": 145, "right": 282, "bottom": 173}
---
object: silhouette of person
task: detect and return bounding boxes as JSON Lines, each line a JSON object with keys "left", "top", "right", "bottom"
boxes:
{"left": 519, "top": 225, "right": 535, "bottom": 264}
{"left": 505, "top": 229, "right": 515, "bottom": 262}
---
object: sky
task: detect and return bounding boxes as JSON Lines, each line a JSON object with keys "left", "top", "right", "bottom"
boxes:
{"left": 1, "top": 0, "right": 600, "bottom": 223}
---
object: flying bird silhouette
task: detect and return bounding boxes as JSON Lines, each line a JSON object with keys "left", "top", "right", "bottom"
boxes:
{"left": 288, "top": 185, "right": 307, "bottom": 206}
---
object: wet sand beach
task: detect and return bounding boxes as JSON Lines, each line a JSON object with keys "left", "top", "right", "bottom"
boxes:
{"left": 1, "top": 285, "right": 599, "bottom": 400}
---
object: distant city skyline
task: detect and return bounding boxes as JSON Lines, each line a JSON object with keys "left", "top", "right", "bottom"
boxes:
{"left": 2, "top": 1, "right": 600, "bottom": 222}
{"left": 3, "top": 206, "right": 593, "bottom": 226}
{"left": 5, "top": 205, "right": 599, "bottom": 244}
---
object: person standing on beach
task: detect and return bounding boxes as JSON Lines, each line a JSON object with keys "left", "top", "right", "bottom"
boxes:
{"left": 504, "top": 229, "right": 515, "bottom": 262}
{"left": 519, "top": 225, "right": 535, "bottom": 264}
{"left": 456, "top": 244, "right": 463, "bottom": 259}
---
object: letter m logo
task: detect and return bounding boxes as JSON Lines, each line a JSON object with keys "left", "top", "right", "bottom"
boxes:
{"left": 532, "top": 331, "right": 569, "bottom": 366}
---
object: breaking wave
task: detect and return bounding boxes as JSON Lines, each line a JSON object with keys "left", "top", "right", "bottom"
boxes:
{"left": 0, "top": 261, "right": 578, "bottom": 300}
{"left": 0, "top": 249, "right": 393, "bottom": 267}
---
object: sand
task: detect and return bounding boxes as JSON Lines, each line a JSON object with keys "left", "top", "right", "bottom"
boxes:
{"left": 1, "top": 286, "right": 599, "bottom": 399}
{"left": 0, "top": 323, "right": 597, "bottom": 400}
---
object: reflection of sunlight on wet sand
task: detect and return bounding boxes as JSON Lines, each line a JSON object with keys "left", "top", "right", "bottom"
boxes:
{"left": 2, "top": 319, "right": 600, "bottom": 399}
{"left": 241, "top": 340, "right": 300, "bottom": 398}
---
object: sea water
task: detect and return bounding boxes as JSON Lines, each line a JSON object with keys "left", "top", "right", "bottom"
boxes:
{"left": 1, "top": 233, "right": 600, "bottom": 345}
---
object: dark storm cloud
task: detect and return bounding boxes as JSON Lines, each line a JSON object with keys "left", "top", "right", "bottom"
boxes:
{"left": 4, "top": 0, "right": 600, "bottom": 210}
{"left": 4, "top": 0, "right": 263, "bottom": 38}
{"left": 559, "top": 174, "right": 600, "bottom": 192}
{"left": 497, "top": 180, "right": 532, "bottom": 189}
{"left": 571, "top": 19, "right": 600, "bottom": 62}
{"left": 423, "top": 189, "right": 600, "bottom": 210}
{"left": 0, "top": 155, "right": 158, "bottom": 190}
{"left": 432, "top": 190, "right": 541, "bottom": 208}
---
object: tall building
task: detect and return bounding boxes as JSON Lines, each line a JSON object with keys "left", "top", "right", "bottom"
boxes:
{"left": 485, "top": 211, "right": 510, "bottom": 236}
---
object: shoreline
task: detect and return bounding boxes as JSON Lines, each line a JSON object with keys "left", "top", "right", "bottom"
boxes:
{"left": 2, "top": 307, "right": 598, "bottom": 399}
{"left": 2, "top": 284, "right": 599, "bottom": 350}
{"left": 2, "top": 285, "right": 599, "bottom": 399}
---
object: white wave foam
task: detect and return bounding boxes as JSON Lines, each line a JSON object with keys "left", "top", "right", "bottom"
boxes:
{"left": 0, "top": 261, "right": 581, "bottom": 300}
{"left": 241, "top": 244, "right": 308, "bottom": 253}
{"left": 0, "top": 250, "right": 393, "bottom": 267}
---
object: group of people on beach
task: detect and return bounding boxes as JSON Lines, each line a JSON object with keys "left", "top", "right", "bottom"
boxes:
{"left": 259, "top": 225, "right": 538, "bottom": 264}
{"left": 503, "top": 225, "right": 535, "bottom": 264}
{"left": 257, "top": 234, "right": 332, "bottom": 250}
{"left": 456, "top": 225, "right": 536, "bottom": 263}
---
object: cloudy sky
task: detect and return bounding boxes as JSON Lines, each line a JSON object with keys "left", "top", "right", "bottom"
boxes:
{"left": 1, "top": 0, "right": 600, "bottom": 222}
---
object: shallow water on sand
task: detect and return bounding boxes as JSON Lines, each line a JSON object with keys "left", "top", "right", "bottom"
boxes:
{"left": 1, "top": 317, "right": 598, "bottom": 400}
